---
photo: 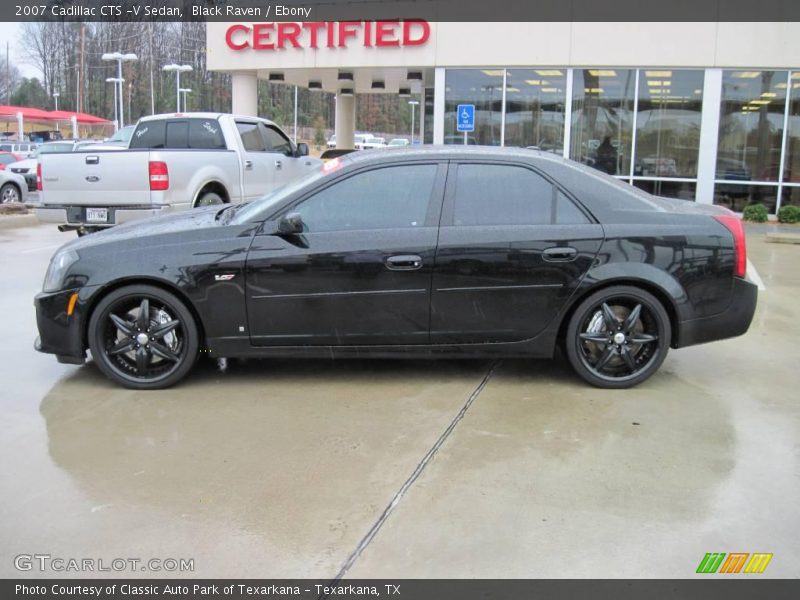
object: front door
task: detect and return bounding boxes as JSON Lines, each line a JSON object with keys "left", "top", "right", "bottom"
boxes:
{"left": 246, "top": 162, "right": 446, "bottom": 346}
{"left": 235, "top": 120, "right": 274, "bottom": 199}
{"left": 431, "top": 161, "right": 604, "bottom": 344}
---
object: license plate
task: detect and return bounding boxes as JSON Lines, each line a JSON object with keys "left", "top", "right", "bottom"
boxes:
{"left": 85, "top": 208, "right": 108, "bottom": 223}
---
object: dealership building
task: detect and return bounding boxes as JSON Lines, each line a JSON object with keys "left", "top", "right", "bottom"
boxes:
{"left": 206, "top": 21, "right": 800, "bottom": 213}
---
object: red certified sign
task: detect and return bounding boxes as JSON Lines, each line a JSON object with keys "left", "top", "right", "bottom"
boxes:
{"left": 225, "top": 20, "right": 431, "bottom": 51}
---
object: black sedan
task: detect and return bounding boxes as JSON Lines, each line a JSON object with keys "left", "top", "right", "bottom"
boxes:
{"left": 35, "top": 147, "right": 757, "bottom": 390}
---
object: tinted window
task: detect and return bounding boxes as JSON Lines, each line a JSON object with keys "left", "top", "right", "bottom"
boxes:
{"left": 0, "top": 145, "right": 10, "bottom": 152}
{"left": 130, "top": 121, "right": 166, "bottom": 149}
{"left": 189, "top": 119, "right": 225, "bottom": 149}
{"left": 262, "top": 124, "right": 292, "bottom": 155}
{"left": 453, "top": 164, "right": 553, "bottom": 226}
{"left": 237, "top": 122, "right": 266, "bottom": 152}
{"left": 165, "top": 121, "right": 189, "bottom": 148}
{"left": 556, "top": 191, "right": 590, "bottom": 224}
{"left": 294, "top": 164, "right": 438, "bottom": 232}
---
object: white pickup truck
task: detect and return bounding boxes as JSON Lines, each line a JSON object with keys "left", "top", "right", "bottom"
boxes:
{"left": 35, "top": 112, "right": 321, "bottom": 233}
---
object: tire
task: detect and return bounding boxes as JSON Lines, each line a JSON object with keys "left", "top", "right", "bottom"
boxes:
{"left": 194, "top": 191, "right": 224, "bottom": 207}
{"left": 88, "top": 284, "right": 199, "bottom": 390}
{"left": 0, "top": 183, "right": 21, "bottom": 204}
{"left": 565, "top": 285, "right": 671, "bottom": 389}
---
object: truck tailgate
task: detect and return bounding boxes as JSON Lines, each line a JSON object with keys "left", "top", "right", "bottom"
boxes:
{"left": 40, "top": 151, "right": 151, "bottom": 206}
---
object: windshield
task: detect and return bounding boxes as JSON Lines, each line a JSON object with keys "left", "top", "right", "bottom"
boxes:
{"left": 231, "top": 164, "right": 328, "bottom": 224}
{"left": 108, "top": 126, "right": 135, "bottom": 143}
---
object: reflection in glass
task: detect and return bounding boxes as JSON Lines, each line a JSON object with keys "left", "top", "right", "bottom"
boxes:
{"left": 423, "top": 87, "right": 434, "bottom": 144}
{"left": 634, "top": 70, "right": 703, "bottom": 178}
{"left": 633, "top": 180, "right": 696, "bottom": 200}
{"left": 780, "top": 185, "right": 800, "bottom": 208}
{"left": 570, "top": 69, "right": 635, "bottom": 175}
{"left": 444, "top": 69, "right": 503, "bottom": 145}
{"left": 713, "top": 183, "right": 778, "bottom": 213}
{"left": 783, "top": 72, "right": 800, "bottom": 183}
{"left": 717, "top": 70, "right": 788, "bottom": 182}
{"left": 503, "top": 69, "right": 566, "bottom": 152}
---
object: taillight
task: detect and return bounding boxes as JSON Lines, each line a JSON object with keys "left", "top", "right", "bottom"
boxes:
{"left": 36, "top": 163, "right": 42, "bottom": 191}
{"left": 714, "top": 214, "right": 747, "bottom": 278}
{"left": 149, "top": 161, "right": 169, "bottom": 191}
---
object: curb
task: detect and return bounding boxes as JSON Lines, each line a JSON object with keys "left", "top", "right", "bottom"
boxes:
{"left": 765, "top": 233, "right": 800, "bottom": 245}
{"left": 0, "top": 214, "right": 40, "bottom": 230}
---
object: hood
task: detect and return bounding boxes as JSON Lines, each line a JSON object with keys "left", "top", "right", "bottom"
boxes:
{"left": 7, "top": 158, "right": 35, "bottom": 171}
{"left": 62, "top": 205, "right": 224, "bottom": 253}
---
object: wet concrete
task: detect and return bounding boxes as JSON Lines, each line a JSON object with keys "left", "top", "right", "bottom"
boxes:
{"left": 1, "top": 224, "right": 798, "bottom": 578}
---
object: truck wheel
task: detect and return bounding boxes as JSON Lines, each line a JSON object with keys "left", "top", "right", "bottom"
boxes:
{"left": 195, "top": 191, "right": 224, "bottom": 207}
{"left": 0, "top": 183, "right": 21, "bottom": 204}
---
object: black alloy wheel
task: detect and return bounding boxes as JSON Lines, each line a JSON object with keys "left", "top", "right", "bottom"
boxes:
{"left": 565, "top": 285, "right": 671, "bottom": 389}
{"left": 88, "top": 285, "right": 199, "bottom": 389}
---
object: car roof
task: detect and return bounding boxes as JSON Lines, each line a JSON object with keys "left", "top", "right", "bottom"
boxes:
{"left": 137, "top": 112, "right": 277, "bottom": 125}
{"left": 341, "top": 145, "right": 568, "bottom": 166}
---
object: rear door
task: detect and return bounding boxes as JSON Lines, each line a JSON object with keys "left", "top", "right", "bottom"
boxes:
{"left": 430, "top": 161, "right": 604, "bottom": 344}
{"left": 245, "top": 161, "right": 446, "bottom": 346}
{"left": 235, "top": 120, "right": 275, "bottom": 199}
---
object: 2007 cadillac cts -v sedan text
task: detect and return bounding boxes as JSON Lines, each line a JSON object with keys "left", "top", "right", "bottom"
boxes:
{"left": 34, "top": 147, "right": 757, "bottom": 390}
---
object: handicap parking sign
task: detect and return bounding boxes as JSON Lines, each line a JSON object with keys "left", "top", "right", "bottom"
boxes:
{"left": 457, "top": 104, "right": 475, "bottom": 132}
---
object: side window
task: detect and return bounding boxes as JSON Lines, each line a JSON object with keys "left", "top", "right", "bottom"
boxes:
{"left": 236, "top": 122, "right": 266, "bottom": 152}
{"left": 261, "top": 124, "right": 293, "bottom": 156}
{"left": 165, "top": 121, "right": 189, "bottom": 148}
{"left": 452, "top": 164, "right": 553, "bottom": 226}
{"left": 188, "top": 119, "right": 226, "bottom": 149}
{"left": 129, "top": 121, "right": 166, "bottom": 149}
{"left": 556, "top": 191, "right": 591, "bottom": 224}
{"left": 293, "top": 164, "right": 438, "bottom": 233}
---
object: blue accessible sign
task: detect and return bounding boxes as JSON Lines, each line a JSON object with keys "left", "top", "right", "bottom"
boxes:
{"left": 456, "top": 104, "right": 475, "bottom": 132}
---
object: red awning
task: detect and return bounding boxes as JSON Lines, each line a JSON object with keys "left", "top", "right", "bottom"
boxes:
{"left": 47, "top": 110, "right": 111, "bottom": 124}
{"left": 0, "top": 105, "right": 54, "bottom": 120}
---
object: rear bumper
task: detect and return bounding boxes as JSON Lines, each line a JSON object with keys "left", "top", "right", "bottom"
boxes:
{"left": 676, "top": 277, "right": 758, "bottom": 348}
{"left": 34, "top": 205, "right": 179, "bottom": 228}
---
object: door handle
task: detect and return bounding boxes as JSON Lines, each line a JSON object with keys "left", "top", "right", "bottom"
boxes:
{"left": 543, "top": 246, "right": 578, "bottom": 261}
{"left": 244, "top": 160, "right": 253, "bottom": 169}
{"left": 385, "top": 255, "right": 423, "bottom": 271}
{"left": 275, "top": 159, "right": 282, "bottom": 170}
{"left": 85, "top": 155, "right": 99, "bottom": 165}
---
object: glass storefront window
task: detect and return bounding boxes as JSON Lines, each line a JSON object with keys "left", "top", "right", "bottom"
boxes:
{"left": 716, "top": 70, "right": 788, "bottom": 183}
{"left": 503, "top": 69, "right": 566, "bottom": 152}
{"left": 783, "top": 72, "right": 800, "bottom": 184}
{"left": 780, "top": 185, "right": 800, "bottom": 208}
{"left": 633, "top": 180, "right": 696, "bottom": 200}
{"left": 444, "top": 69, "right": 503, "bottom": 145}
{"left": 714, "top": 183, "right": 778, "bottom": 213}
{"left": 570, "top": 69, "right": 635, "bottom": 176}
{"left": 634, "top": 70, "right": 703, "bottom": 178}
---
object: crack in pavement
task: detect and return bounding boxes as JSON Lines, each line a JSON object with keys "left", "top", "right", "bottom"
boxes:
{"left": 324, "top": 360, "right": 502, "bottom": 589}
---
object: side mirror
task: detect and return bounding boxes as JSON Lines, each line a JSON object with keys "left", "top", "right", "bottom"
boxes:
{"left": 295, "top": 142, "right": 309, "bottom": 157}
{"left": 278, "top": 212, "right": 304, "bottom": 234}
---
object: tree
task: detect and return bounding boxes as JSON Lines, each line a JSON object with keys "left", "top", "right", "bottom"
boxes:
{"left": 313, "top": 116, "right": 326, "bottom": 148}
{"left": 11, "top": 77, "right": 49, "bottom": 108}
{"left": 0, "top": 52, "right": 21, "bottom": 103}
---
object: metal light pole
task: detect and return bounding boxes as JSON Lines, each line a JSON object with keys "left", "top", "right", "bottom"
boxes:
{"left": 179, "top": 88, "right": 192, "bottom": 112}
{"left": 408, "top": 100, "right": 419, "bottom": 144}
{"left": 105, "top": 77, "right": 123, "bottom": 131}
{"left": 163, "top": 64, "right": 193, "bottom": 112}
{"left": 102, "top": 52, "right": 138, "bottom": 127}
{"left": 53, "top": 91, "right": 59, "bottom": 111}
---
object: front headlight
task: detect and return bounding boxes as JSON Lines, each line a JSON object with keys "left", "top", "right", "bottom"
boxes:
{"left": 43, "top": 249, "right": 79, "bottom": 292}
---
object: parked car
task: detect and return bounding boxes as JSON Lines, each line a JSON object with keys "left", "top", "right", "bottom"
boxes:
{"left": 388, "top": 138, "right": 410, "bottom": 147}
{"left": 7, "top": 141, "right": 96, "bottom": 200}
{"left": 0, "top": 170, "right": 28, "bottom": 204}
{"left": 34, "top": 147, "right": 757, "bottom": 390}
{"left": 326, "top": 134, "right": 336, "bottom": 148}
{"left": 361, "top": 136, "right": 387, "bottom": 149}
{"left": 35, "top": 113, "right": 321, "bottom": 234}
{"left": 0, "top": 142, "right": 38, "bottom": 158}
{"left": 0, "top": 151, "right": 22, "bottom": 170}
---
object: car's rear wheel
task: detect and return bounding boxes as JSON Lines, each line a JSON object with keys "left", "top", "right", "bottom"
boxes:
{"left": 195, "top": 191, "right": 224, "bottom": 207}
{"left": 88, "top": 285, "right": 199, "bottom": 390}
{"left": 565, "top": 286, "right": 671, "bottom": 389}
{"left": 1, "top": 183, "right": 21, "bottom": 203}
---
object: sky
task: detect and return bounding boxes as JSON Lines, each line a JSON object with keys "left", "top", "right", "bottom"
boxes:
{"left": 0, "top": 22, "right": 40, "bottom": 78}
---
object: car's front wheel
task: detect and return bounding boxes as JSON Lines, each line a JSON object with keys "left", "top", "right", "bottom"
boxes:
{"left": 565, "top": 285, "right": 671, "bottom": 389}
{"left": 88, "top": 284, "right": 199, "bottom": 390}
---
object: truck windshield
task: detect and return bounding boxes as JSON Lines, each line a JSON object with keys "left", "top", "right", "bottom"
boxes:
{"left": 231, "top": 164, "right": 327, "bottom": 224}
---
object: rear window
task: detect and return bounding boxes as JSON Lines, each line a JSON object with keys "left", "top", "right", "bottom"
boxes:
{"left": 130, "top": 119, "right": 226, "bottom": 150}
{"left": 0, "top": 154, "right": 15, "bottom": 164}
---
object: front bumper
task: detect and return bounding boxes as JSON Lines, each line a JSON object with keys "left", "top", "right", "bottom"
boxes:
{"left": 34, "top": 285, "right": 101, "bottom": 364}
{"left": 676, "top": 277, "right": 758, "bottom": 348}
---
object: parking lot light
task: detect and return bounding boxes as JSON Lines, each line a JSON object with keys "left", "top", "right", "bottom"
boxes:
{"left": 163, "top": 64, "right": 194, "bottom": 112}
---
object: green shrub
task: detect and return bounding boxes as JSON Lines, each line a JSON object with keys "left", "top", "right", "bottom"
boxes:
{"left": 742, "top": 203, "right": 769, "bottom": 223}
{"left": 777, "top": 205, "right": 800, "bottom": 224}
